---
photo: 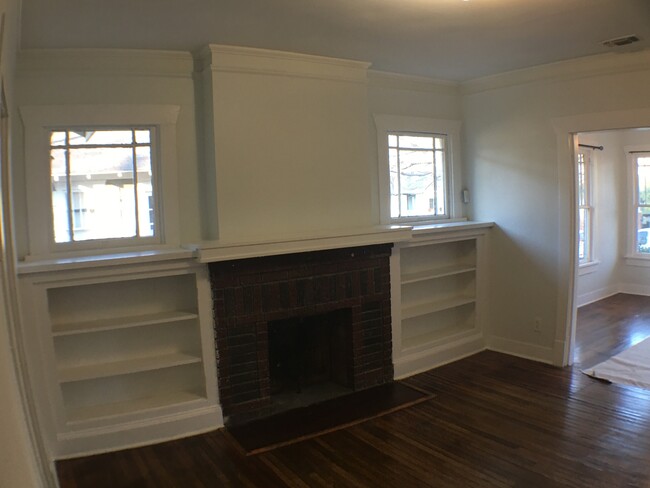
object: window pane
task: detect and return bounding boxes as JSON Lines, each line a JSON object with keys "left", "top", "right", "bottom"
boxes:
{"left": 398, "top": 135, "right": 434, "bottom": 150}
{"left": 638, "top": 208, "right": 650, "bottom": 254}
{"left": 136, "top": 147, "right": 154, "bottom": 237}
{"left": 68, "top": 147, "right": 136, "bottom": 241}
{"left": 578, "top": 208, "right": 587, "bottom": 261}
{"left": 577, "top": 154, "right": 586, "bottom": 206}
{"left": 135, "top": 130, "right": 151, "bottom": 144}
{"left": 399, "top": 150, "right": 434, "bottom": 217}
{"left": 50, "top": 131, "right": 67, "bottom": 147}
{"left": 51, "top": 148, "right": 70, "bottom": 243}
{"left": 70, "top": 130, "right": 133, "bottom": 146}
{"left": 638, "top": 157, "right": 650, "bottom": 205}
{"left": 388, "top": 134, "right": 398, "bottom": 147}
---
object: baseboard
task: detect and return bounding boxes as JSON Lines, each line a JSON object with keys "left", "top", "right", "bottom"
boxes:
{"left": 393, "top": 334, "right": 485, "bottom": 379}
{"left": 486, "top": 336, "right": 554, "bottom": 365}
{"left": 576, "top": 285, "right": 620, "bottom": 307}
{"left": 618, "top": 283, "right": 650, "bottom": 296}
{"left": 55, "top": 404, "right": 223, "bottom": 459}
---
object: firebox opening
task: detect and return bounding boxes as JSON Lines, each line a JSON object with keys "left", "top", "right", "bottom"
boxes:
{"left": 268, "top": 308, "right": 353, "bottom": 414}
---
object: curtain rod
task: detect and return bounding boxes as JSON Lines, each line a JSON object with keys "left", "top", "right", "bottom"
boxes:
{"left": 579, "top": 143, "right": 604, "bottom": 151}
{"left": 629, "top": 150, "right": 650, "bottom": 154}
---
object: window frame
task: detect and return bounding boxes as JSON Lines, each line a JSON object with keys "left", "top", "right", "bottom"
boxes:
{"left": 20, "top": 105, "right": 181, "bottom": 260}
{"left": 627, "top": 146, "right": 650, "bottom": 262}
{"left": 374, "top": 114, "right": 462, "bottom": 225}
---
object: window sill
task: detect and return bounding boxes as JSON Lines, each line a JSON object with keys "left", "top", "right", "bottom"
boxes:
{"left": 17, "top": 248, "right": 195, "bottom": 275}
{"left": 578, "top": 260, "right": 600, "bottom": 276}
{"left": 624, "top": 255, "right": 650, "bottom": 268}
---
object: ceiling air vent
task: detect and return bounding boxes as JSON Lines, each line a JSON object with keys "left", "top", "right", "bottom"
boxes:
{"left": 602, "top": 35, "right": 640, "bottom": 48}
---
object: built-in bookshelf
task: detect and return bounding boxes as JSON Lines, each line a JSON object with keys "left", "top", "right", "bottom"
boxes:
{"left": 391, "top": 223, "right": 491, "bottom": 377}
{"left": 18, "top": 257, "right": 221, "bottom": 458}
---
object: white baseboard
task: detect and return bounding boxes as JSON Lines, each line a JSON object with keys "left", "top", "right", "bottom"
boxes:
{"left": 486, "top": 336, "right": 554, "bottom": 365}
{"left": 578, "top": 283, "right": 650, "bottom": 307}
{"left": 619, "top": 283, "right": 650, "bottom": 296}
{"left": 576, "top": 285, "right": 620, "bottom": 307}
{"left": 393, "top": 334, "right": 485, "bottom": 379}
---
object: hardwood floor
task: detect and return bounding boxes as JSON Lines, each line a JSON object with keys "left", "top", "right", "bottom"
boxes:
{"left": 574, "top": 293, "right": 650, "bottom": 369}
{"left": 57, "top": 347, "right": 650, "bottom": 487}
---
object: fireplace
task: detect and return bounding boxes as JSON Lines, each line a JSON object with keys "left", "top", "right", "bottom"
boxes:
{"left": 209, "top": 244, "right": 393, "bottom": 424}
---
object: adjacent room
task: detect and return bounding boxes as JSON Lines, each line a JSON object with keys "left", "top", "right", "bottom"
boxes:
{"left": 2, "top": 0, "right": 650, "bottom": 487}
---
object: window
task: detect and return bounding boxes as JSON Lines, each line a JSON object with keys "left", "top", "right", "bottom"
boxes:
{"left": 577, "top": 149, "right": 593, "bottom": 264}
{"left": 375, "top": 115, "right": 461, "bottom": 224}
{"left": 633, "top": 152, "right": 650, "bottom": 255}
{"left": 50, "top": 129, "right": 155, "bottom": 243}
{"left": 388, "top": 133, "right": 447, "bottom": 219}
{"left": 21, "top": 105, "right": 181, "bottom": 259}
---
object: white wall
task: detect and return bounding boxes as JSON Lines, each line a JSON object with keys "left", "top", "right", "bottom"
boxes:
{"left": 367, "top": 71, "right": 462, "bottom": 223}
{"left": 0, "top": 0, "right": 48, "bottom": 486}
{"left": 13, "top": 49, "right": 200, "bottom": 259}
{"left": 462, "top": 50, "right": 650, "bottom": 363}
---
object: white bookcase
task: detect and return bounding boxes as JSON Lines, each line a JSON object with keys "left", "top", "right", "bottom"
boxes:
{"left": 17, "top": 255, "right": 222, "bottom": 458}
{"left": 392, "top": 223, "right": 491, "bottom": 378}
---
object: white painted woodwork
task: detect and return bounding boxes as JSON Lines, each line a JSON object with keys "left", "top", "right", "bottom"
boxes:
{"left": 392, "top": 224, "right": 492, "bottom": 378}
{"left": 17, "top": 257, "right": 221, "bottom": 459}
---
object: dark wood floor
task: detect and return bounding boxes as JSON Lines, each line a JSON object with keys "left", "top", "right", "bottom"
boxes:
{"left": 58, "top": 294, "right": 650, "bottom": 487}
{"left": 574, "top": 293, "right": 650, "bottom": 369}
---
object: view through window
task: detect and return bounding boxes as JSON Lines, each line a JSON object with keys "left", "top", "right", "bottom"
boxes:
{"left": 636, "top": 154, "right": 650, "bottom": 254}
{"left": 50, "top": 129, "right": 155, "bottom": 243}
{"left": 388, "top": 132, "right": 447, "bottom": 220}
{"left": 577, "top": 150, "right": 593, "bottom": 263}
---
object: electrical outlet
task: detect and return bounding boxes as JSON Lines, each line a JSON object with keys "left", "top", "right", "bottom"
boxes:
{"left": 533, "top": 317, "right": 542, "bottom": 333}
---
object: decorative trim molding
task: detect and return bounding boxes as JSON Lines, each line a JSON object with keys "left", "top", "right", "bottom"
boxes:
{"left": 619, "top": 283, "right": 650, "bottom": 297}
{"left": 192, "top": 226, "right": 412, "bottom": 263}
{"left": 17, "top": 49, "right": 194, "bottom": 79}
{"left": 195, "top": 44, "right": 370, "bottom": 83}
{"left": 486, "top": 336, "right": 555, "bottom": 365}
{"left": 368, "top": 69, "right": 459, "bottom": 95}
{"left": 462, "top": 50, "right": 650, "bottom": 95}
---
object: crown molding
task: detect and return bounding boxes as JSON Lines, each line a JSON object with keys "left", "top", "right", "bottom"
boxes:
{"left": 17, "top": 49, "right": 194, "bottom": 79}
{"left": 368, "top": 69, "right": 459, "bottom": 96}
{"left": 195, "top": 44, "right": 370, "bottom": 84}
{"left": 461, "top": 49, "right": 650, "bottom": 95}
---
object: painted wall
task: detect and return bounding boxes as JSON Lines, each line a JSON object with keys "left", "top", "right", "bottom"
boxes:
{"left": 462, "top": 51, "right": 650, "bottom": 362}
{"left": 367, "top": 71, "right": 462, "bottom": 224}
{"left": 0, "top": 0, "right": 47, "bottom": 485}
{"left": 13, "top": 50, "right": 200, "bottom": 259}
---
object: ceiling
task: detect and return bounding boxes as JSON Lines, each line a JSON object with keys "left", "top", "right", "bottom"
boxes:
{"left": 19, "top": 0, "right": 650, "bottom": 81}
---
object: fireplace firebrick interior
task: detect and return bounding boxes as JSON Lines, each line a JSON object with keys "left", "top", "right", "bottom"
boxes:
{"left": 209, "top": 244, "right": 393, "bottom": 424}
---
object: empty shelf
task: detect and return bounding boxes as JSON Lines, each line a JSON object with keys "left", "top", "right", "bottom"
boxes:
{"left": 401, "top": 264, "right": 476, "bottom": 284}
{"left": 401, "top": 296, "right": 475, "bottom": 320}
{"left": 58, "top": 353, "right": 202, "bottom": 383}
{"left": 65, "top": 391, "right": 206, "bottom": 424}
{"left": 52, "top": 311, "right": 199, "bottom": 337}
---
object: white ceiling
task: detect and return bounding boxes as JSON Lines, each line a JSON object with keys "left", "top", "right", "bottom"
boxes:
{"left": 19, "top": 0, "right": 650, "bottom": 81}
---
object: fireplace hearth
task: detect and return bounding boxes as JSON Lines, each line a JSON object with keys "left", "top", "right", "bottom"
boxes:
{"left": 209, "top": 244, "right": 394, "bottom": 424}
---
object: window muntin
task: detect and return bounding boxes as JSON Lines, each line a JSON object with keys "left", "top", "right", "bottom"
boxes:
{"left": 635, "top": 154, "right": 650, "bottom": 254}
{"left": 49, "top": 128, "right": 155, "bottom": 244}
{"left": 577, "top": 150, "right": 593, "bottom": 263}
{"left": 388, "top": 131, "right": 448, "bottom": 220}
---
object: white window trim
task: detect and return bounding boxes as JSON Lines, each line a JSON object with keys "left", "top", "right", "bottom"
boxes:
{"left": 20, "top": 104, "right": 181, "bottom": 260}
{"left": 624, "top": 144, "right": 650, "bottom": 265}
{"left": 374, "top": 114, "right": 463, "bottom": 225}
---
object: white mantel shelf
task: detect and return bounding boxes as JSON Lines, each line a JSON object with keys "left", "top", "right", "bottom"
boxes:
{"left": 190, "top": 222, "right": 494, "bottom": 263}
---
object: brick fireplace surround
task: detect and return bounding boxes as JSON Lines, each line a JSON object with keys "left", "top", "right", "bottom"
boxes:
{"left": 208, "top": 244, "right": 394, "bottom": 423}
